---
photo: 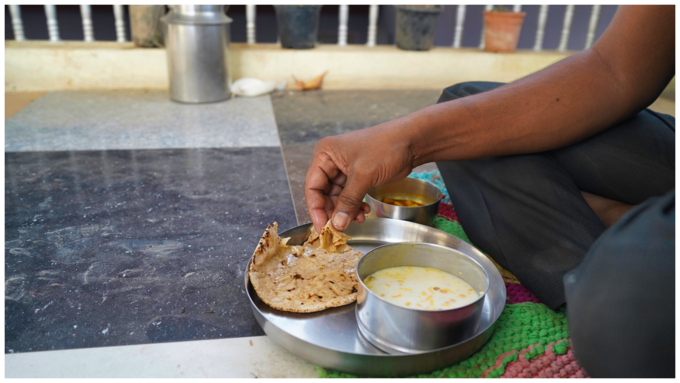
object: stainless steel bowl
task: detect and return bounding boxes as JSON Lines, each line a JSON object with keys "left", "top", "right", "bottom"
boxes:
{"left": 366, "top": 178, "right": 442, "bottom": 226}
{"left": 356, "top": 242, "right": 489, "bottom": 355}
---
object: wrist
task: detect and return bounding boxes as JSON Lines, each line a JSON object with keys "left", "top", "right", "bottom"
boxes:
{"left": 402, "top": 102, "right": 466, "bottom": 167}
{"left": 403, "top": 113, "right": 427, "bottom": 168}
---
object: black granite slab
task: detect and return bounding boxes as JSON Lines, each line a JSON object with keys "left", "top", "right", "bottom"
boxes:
{"left": 5, "top": 147, "right": 297, "bottom": 353}
{"left": 281, "top": 145, "right": 315, "bottom": 225}
{"left": 272, "top": 90, "right": 441, "bottom": 146}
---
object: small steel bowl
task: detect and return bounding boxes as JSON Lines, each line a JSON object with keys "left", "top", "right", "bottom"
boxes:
{"left": 355, "top": 242, "right": 489, "bottom": 354}
{"left": 365, "top": 178, "right": 442, "bottom": 226}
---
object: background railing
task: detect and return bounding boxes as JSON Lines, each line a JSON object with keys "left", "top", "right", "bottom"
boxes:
{"left": 6, "top": 4, "right": 613, "bottom": 51}
{"left": 9, "top": 4, "right": 127, "bottom": 43}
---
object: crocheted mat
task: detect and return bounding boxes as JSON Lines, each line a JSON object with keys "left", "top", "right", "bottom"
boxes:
{"left": 317, "top": 171, "right": 588, "bottom": 378}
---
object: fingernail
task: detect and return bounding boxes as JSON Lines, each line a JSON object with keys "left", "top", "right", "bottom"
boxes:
{"left": 332, "top": 212, "right": 349, "bottom": 230}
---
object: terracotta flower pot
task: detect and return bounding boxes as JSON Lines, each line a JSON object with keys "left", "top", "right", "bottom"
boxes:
{"left": 483, "top": 11, "right": 526, "bottom": 53}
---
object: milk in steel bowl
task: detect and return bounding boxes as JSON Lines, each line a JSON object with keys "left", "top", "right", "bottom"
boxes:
{"left": 363, "top": 266, "right": 484, "bottom": 310}
{"left": 356, "top": 242, "right": 489, "bottom": 354}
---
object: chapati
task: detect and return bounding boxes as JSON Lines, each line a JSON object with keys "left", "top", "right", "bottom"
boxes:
{"left": 248, "top": 221, "right": 363, "bottom": 313}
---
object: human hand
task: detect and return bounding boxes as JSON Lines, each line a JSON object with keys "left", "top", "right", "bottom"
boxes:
{"left": 304, "top": 120, "right": 416, "bottom": 233}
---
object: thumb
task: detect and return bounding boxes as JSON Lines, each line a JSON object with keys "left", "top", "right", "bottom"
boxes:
{"left": 331, "top": 173, "right": 372, "bottom": 231}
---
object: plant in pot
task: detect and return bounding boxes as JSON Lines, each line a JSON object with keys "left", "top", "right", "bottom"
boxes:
{"left": 395, "top": 5, "right": 443, "bottom": 51}
{"left": 274, "top": 5, "right": 323, "bottom": 49}
{"left": 483, "top": 5, "right": 526, "bottom": 53}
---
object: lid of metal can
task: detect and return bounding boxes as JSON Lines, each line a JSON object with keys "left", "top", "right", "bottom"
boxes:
{"left": 161, "top": 5, "right": 233, "bottom": 25}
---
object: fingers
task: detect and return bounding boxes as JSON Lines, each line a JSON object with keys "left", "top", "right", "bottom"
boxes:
{"left": 331, "top": 172, "right": 373, "bottom": 231}
{"left": 305, "top": 137, "right": 378, "bottom": 232}
{"left": 329, "top": 173, "right": 347, "bottom": 188}
{"left": 354, "top": 202, "right": 371, "bottom": 223}
{"left": 360, "top": 202, "right": 371, "bottom": 215}
{"left": 355, "top": 203, "right": 370, "bottom": 223}
{"left": 328, "top": 183, "right": 344, "bottom": 198}
{"left": 307, "top": 190, "right": 332, "bottom": 233}
{"left": 304, "top": 153, "right": 342, "bottom": 232}
{"left": 310, "top": 206, "right": 330, "bottom": 231}
{"left": 330, "top": 199, "right": 371, "bottom": 223}
{"left": 353, "top": 203, "right": 370, "bottom": 223}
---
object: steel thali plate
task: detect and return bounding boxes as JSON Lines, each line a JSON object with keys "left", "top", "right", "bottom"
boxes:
{"left": 244, "top": 217, "right": 506, "bottom": 377}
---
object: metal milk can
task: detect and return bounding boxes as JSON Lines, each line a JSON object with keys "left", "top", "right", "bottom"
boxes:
{"left": 161, "top": 5, "right": 232, "bottom": 103}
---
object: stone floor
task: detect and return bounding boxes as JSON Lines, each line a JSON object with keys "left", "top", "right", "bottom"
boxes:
{"left": 4, "top": 89, "right": 675, "bottom": 377}
{"left": 4, "top": 89, "right": 440, "bottom": 378}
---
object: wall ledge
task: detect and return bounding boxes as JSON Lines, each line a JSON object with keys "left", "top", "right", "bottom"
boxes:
{"left": 6, "top": 41, "right": 574, "bottom": 92}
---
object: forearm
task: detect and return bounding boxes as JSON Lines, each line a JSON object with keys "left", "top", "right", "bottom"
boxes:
{"left": 405, "top": 49, "right": 634, "bottom": 165}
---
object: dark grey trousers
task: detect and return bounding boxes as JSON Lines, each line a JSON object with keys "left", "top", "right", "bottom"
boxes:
{"left": 436, "top": 82, "right": 675, "bottom": 377}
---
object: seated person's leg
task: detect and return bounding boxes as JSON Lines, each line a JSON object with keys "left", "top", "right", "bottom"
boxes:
{"left": 438, "top": 81, "right": 505, "bottom": 103}
{"left": 565, "top": 191, "right": 675, "bottom": 378}
{"left": 550, "top": 109, "right": 674, "bottom": 206}
{"left": 435, "top": 82, "right": 675, "bottom": 311}
{"left": 555, "top": 108, "right": 674, "bottom": 227}
{"left": 437, "top": 154, "right": 605, "bottom": 310}
{"left": 437, "top": 81, "right": 606, "bottom": 309}
{"left": 580, "top": 191, "right": 634, "bottom": 228}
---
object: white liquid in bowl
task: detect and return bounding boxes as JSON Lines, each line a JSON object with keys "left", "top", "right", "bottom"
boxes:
{"left": 364, "top": 266, "right": 482, "bottom": 310}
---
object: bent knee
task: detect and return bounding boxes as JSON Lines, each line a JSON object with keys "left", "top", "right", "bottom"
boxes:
{"left": 438, "top": 81, "right": 506, "bottom": 103}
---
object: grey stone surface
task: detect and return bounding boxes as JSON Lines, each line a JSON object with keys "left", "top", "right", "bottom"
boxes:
{"left": 272, "top": 90, "right": 441, "bottom": 146}
{"left": 5, "top": 91, "right": 280, "bottom": 152}
{"left": 281, "top": 145, "right": 315, "bottom": 225}
{"left": 4, "top": 89, "right": 443, "bottom": 355}
{"left": 5, "top": 147, "right": 297, "bottom": 353}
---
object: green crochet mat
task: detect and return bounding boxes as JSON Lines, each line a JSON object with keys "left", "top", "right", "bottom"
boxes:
{"left": 317, "top": 304, "right": 569, "bottom": 378}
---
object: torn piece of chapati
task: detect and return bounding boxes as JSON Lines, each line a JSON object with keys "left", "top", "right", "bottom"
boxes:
{"left": 249, "top": 221, "right": 363, "bottom": 313}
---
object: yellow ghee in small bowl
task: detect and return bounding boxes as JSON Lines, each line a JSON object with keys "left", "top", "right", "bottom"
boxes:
{"left": 364, "top": 266, "right": 482, "bottom": 310}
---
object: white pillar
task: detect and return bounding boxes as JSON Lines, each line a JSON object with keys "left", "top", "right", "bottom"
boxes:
{"left": 533, "top": 5, "right": 549, "bottom": 51}
{"left": 513, "top": 5, "right": 521, "bottom": 12}
{"left": 246, "top": 5, "right": 256, "bottom": 45}
{"left": 452, "top": 5, "right": 466, "bottom": 49}
{"left": 338, "top": 5, "right": 349, "bottom": 46}
{"left": 80, "top": 5, "right": 94, "bottom": 42}
{"left": 367, "top": 5, "right": 379, "bottom": 47}
{"left": 113, "top": 4, "right": 126, "bottom": 43}
{"left": 479, "top": 4, "right": 493, "bottom": 50}
{"left": 584, "top": 5, "right": 601, "bottom": 49}
{"left": 44, "top": 5, "right": 60, "bottom": 42}
{"left": 9, "top": 5, "right": 25, "bottom": 41}
{"left": 558, "top": 5, "right": 575, "bottom": 52}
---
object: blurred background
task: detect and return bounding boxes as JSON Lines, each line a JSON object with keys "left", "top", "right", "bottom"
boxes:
{"left": 4, "top": 4, "right": 674, "bottom": 100}
{"left": 6, "top": 4, "right": 618, "bottom": 50}
{"left": 4, "top": 5, "right": 675, "bottom": 378}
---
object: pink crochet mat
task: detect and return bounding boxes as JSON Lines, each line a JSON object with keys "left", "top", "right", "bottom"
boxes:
{"left": 482, "top": 341, "right": 588, "bottom": 378}
{"left": 317, "top": 171, "right": 589, "bottom": 378}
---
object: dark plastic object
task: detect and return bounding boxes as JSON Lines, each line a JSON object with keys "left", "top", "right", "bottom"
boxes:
{"left": 395, "top": 5, "right": 443, "bottom": 51}
{"left": 274, "top": 5, "right": 322, "bottom": 49}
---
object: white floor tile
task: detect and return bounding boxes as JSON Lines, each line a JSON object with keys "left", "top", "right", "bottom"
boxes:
{"left": 5, "top": 91, "right": 281, "bottom": 152}
{"left": 5, "top": 335, "right": 317, "bottom": 378}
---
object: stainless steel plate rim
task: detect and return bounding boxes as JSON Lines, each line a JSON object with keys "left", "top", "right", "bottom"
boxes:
{"left": 244, "top": 218, "right": 506, "bottom": 376}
